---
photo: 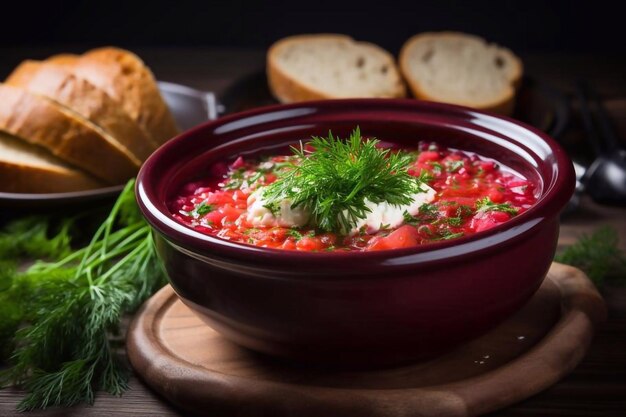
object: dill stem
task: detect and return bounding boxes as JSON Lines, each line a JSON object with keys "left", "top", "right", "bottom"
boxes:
{"left": 34, "top": 223, "right": 144, "bottom": 272}
{"left": 94, "top": 237, "right": 151, "bottom": 285}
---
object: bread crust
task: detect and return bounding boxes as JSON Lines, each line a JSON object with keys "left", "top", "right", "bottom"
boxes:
{"left": 7, "top": 61, "right": 159, "bottom": 161}
{"left": 72, "top": 47, "right": 179, "bottom": 144}
{"left": 0, "top": 160, "right": 103, "bottom": 193}
{"left": 267, "top": 34, "right": 406, "bottom": 103}
{"left": 46, "top": 54, "right": 79, "bottom": 67}
{"left": 399, "top": 32, "right": 523, "bottom": 115}
{"left": 0, "top": 84, "right": 139, "bottom": 184}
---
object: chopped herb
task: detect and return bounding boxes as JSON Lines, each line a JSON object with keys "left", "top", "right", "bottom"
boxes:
{"left": 403, "top": 210, "right": 418, "bottom": 225}
{"left": 418, "top": 203, "right": 438, "bottom": 218}
{"left": 429, "top": 161, "right": 444, "bottom": 175}
{"left": 446, "top": 217, "right": 463, "bottom": 227}
{"left": 224, "top": 167, "right": 265, "bottom": 190}
{"left": 456, "top": 205, "right": 474, "bottom": 218}
{"left": 475, "top": 197, "right": 518, "bottom": 215}
{"left": 287, "top": 229, "right": 303, "bottom": 241}
{"left": 418, "top": 225, "right": 433, "bottom": 235}
{"left": 442, "top": 231, "right": 464, "bottom": 240}
{"left": 248, "top": 171, "right": 264, "bottom": 185}
{"left": 263, "top": 201, "right": 280, "bottom": 215}
{"left": 186, "top": 201, "right": 214, "bottom": 218}
{"left": 445, "top": 160, "right": 465, "bottom": 173}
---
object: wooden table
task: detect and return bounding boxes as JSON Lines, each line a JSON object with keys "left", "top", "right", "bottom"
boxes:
{"left": 1, "top": 48, "right": 625, "bottom": 416}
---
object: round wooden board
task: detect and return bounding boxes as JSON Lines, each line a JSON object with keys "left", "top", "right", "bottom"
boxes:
{"left": 127, "top": 263, "right": 606, "bottom": 417}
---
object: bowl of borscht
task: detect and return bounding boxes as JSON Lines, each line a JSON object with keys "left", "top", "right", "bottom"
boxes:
{"left": 136, "top": 99, "right": 575, "bottom": 366}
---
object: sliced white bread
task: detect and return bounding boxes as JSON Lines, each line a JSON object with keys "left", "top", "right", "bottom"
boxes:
{"left": 6, "top": 60, "right": 159, "bottom": 161}
{"left": 0, "top": 132, "right": 104, "bottom": 193}
{"left": 71, "top": 47, "right": 179, "bottom": 144}
{"left": 267, "top": 34, "right": 406, "bottom": 102}
{"left": 399, "top": 32, "right": 523, "bottom": 115}
{"left": 0, "top": 83, "right": 140, "bottom": 184}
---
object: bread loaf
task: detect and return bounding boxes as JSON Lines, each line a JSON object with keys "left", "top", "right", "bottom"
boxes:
{"left": 268, "top": 34, "right": 406, "bottom": 103}
{"left": 399, "top": 32, "right": 523, "bottom": 115}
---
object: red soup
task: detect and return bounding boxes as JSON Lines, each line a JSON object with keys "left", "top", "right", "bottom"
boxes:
{"left": 170, "top": 137, "right": 537, "bottom": 252}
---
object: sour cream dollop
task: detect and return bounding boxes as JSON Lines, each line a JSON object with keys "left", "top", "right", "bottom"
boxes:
{"left": 246, "top": 184, "right": 436, "bottom": 234}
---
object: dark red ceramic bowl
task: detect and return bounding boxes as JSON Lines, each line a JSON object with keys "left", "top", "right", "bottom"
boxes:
{"left": 136, "top": 99, "right": 575, "bottom": 366}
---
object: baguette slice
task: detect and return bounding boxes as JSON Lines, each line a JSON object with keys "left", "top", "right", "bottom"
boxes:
{"left": 0, "top": 132, "right": 104, "bottom": 193}
{"left": 6, "top": 60, "right": 159, "bottom": 161}
{"left": 399, "top": 32, "right": 523, "bottom": 115}
{"left": 71, "top": 47, "right": 179, "bottom": 144}
{"left": 0, "top": 83, "right": 140, "bottom": 184}
{"left": 268, "top": 34, "right": 406, "bottom": 102}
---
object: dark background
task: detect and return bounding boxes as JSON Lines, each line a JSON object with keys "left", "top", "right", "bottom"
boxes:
{"left": 1, "top": 0, "right": 623, "bottom": 54}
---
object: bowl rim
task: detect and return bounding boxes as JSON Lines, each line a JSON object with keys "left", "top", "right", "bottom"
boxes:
{"left": 137, "top": 98, "right": 575, "bottom": 266}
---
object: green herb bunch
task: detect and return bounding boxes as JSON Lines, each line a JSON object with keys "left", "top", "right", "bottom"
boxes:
{"left": 0, "top": 180, "right": 167, "bottom": 410}
{"left": 263, "top": 128, "right": 425, "bottom": 233}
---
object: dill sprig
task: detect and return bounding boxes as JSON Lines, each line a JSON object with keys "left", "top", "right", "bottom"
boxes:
{"left": 0, "top": 180, "right": 167, "bottom": 411}
{"left": 263, "top": 128, "right": 425, "bottom": 233}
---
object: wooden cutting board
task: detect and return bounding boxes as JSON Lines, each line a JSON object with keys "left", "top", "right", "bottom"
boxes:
{"left": 127, "top": 262, "right": 606, "bottom": 417}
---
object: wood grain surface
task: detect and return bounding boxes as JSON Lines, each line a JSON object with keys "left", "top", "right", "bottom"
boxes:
{"left": 125, "top": 263, "right": 605, "bottom": 417}
{"left": 1, "top": 49, "right": 625, "bottom": 416}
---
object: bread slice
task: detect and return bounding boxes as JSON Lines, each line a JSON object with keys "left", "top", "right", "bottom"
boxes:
{"left": 4, "top": 60, "right": 40, "bottom": 86}
{"left": 6, "top": 60, "right": 159, "bottom": 161}
{"left": 399, "top": 32, "right": 523, "bottom": 115}
{"left": 0, "top": 132, "right": 104, "bottom": 193}
{"left": 0, "top": 83, "right": 140, "bottom": 184}
{"left": 267, "top": 34, "right": 406, "bottom": 102}
{"left": 46, "top": 53, "right": 79, "bottom": 67}
{"left": 71, "top": 47, "right": 179, "bottom": 144}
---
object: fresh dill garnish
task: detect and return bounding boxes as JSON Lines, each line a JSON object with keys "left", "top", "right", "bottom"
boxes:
{"left": 555, "top": 227, "right": 626, "bottom": 286}
{"left": 475, "top": 197, "right": 518, "bottom": 215}
{"left": 0, "top": 180, "right": 167, "bottom": 411}
{"left": 262, "top": 128, "right": 425, "bottom": 234}
{"left": 184, "top": 201, "right": 214, "bottom": 218}
{"left": 287, "top": 229, "right": 303, "bottom": 241}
